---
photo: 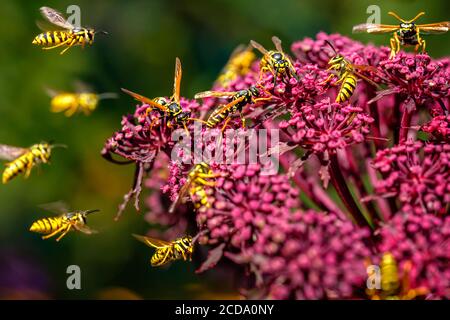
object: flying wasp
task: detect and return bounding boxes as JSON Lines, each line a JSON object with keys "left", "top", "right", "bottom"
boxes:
{"left": 194, "top": 86, "right": 271, "bottom": 129}
{"left": 32, "top": 6, "right": 107, "bottom": 55}
{"left": 47, "top": 84, "right": 118, "bottom": 117}
{"left": 122, "top": 58, "right": 202, "bottom": 133}
{"left": 169, "top": 162, "right": 220, "bottom": 213}
{"left": 353, "top": 11, "right": 450, "bottom": 59}
{"left": 0, "top": 142, "right": 64, "bottom": 184}
{"left": 366, "top": 252, "right": 429, "bottom": 300}
{"left": 133, "top": 234, "right": 193, "bottom": 267}
{"left": 30, "top": 202, "right": 99, "bottom": 242}
{"left": 322, "top": 40, "right": 380, "bottom": 103}
{"left": 250, "top": 36, "right": 299, "bottom": 87}
{"left": 216, "top": 44, "right": 257, "bottom": 88}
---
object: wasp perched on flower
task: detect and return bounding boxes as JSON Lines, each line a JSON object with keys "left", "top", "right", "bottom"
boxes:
{"left": 122, "top": 58, "right": 202, "bottom": 133}
{"left": 195, "top": 86, "right": 271, "bottom": 129}
{"left": 353, "top": 11, "right": 450, "bottom": 59}
{"left": 0, "top": 142, "right": 65, "bottom": 184}
{"left": 322, "top": 40, "right": 379, "bottom": 103}
{"left": 215, "top": 44, "right": 257, "bottom": 88}
{"left": 366, "top": 253, "right": 429, "bottom": 300}
{"left": 169, "top": 162, "right": 220, "bottom": 213}
{"left": 251, "top": 36, "right": 299, "bottom": 87}
{"left": 32, "top": 6, "right": 107, "bottom": 55}
{"left": 133, "top": 234, "right": 193, "bottom": 267}
{"left": 30, "top": 202, "right": 99, "bottom": 242}
{"left": 46, "top": 85, "right": 118, "bottom": 117}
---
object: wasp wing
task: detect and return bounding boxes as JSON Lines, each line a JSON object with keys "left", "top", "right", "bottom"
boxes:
{"left": 74, "top": 224, "right": 98, "bottom": 235}
{"left": 38, "top": 201, "right": 71, "bottom": 214}
{"left": 133, "top": 234, "right": 171, "bottom": 249}
{"left": 352, "top": 23, "right": 398, "bottom": 34}
{"left": 121, "top": 88, "right": 168, "bottom": 112}
{"left": 40, "top": 7, "right": 74, "bottom": 30}
{"left": 214, "top": 96, "right": 245, "bottom": 114}
{"left": 271, "top": 36, "right": 284, "bottom": 53}
{"left": 250, "top": 40, "right": 269, "bottom": 55}
{"left": 418, "top": 22, "right": 450, "bottom": 34}
{"left": 173, "top": 57, "right": 182, "bottom": 104}
{"left": 0, "top": 144, "right": 28, "bottom": 161}
{"left": 194, "top": 91, "right": 237, "bottom": 99}
{"left": 169, "top": 176, "right": 194, "bottom": 213}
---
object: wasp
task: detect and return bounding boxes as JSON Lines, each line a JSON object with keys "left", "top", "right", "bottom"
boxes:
{"left": 250, "top": 36, "right": 298, "bottom": 87}
{"left": 32, "top": 6, "right": 107, "bottom": 55}
{"left": 30, "top": 202, "right": 99, "bottom": 242}
{"left": 322, "top": 40, "right": 379, "bottom": 103}
{"left": 122, "top": 58, "right": 201, "bottom": 133}
{"left": 353, "top": 11, "right": 450, "bottom": 59}
{"left": 216, "top": 44, "right": 257, "bottom": 88}
{"left": 195, "top": 86, "right": 271, "bottom": 129}
{"left": 47, "top": 85, "right": 117, "bottom": 117}
{"left": 0, "top": 142, "right": 64, "bottom": 184}
{"left": 169, "top": 162, "right": 219, "bottom": 213}
{"left": 133, "top": 234, "right": 193, "bottom": 267}
{"left": 366, "top": 252, "right": 429, "bottom": 300}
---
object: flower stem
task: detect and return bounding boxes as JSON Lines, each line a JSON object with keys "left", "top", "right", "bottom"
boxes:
{"left": 399, "top": 110, "right": 412, "bottom": 143}
{"left": 329, "top": 153, "right": 372, "bottom": 229}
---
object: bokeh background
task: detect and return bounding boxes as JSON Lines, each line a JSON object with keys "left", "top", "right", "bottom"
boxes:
{"left": 0, "top": 0, "right": 448, "bottom": 299}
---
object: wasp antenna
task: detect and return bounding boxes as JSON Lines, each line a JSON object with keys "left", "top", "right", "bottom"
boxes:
{"left": 408, "top": 11, "right": 426, "bottom": 23}
{"left": 84, "top": 209, "right": 101, "bottom": 216}
{"left": 324, "top": 40, "right": 338, "bottom": 55}
{"left": 388, "top": 11, "right": 407, "bottom": 23}
{"left": 96, "top": 30, "right": 108, "bottom": 35}
{"left": 51, "top": 143, "right": 68, "bottom": 149}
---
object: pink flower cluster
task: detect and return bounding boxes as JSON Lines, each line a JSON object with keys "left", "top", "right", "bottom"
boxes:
{"left": 103, "top": 32, "right": 450, "bottom": 299}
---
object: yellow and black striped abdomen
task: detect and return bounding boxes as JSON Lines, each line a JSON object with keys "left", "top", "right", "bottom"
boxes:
{"left": 2, "top": 153, "right": 33, "bottom": 184}
{"left": 30, "top": 217, "right": 64, "bottom": 234}
{"left": 336, "top": 73, "right": 357, "bottom": 103}
{"left": 32, "top": 31, "right": 73, "bottom": 46}
{"left": 151, "top": 247, "right": 174, "bottom": 266}
{"left": 207, "top": 106, "right": 234, "bottom": 128}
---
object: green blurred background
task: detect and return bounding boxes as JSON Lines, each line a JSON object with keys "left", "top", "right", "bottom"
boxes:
{"left": 0, "top": 0, "right": 448, "bottom": 299}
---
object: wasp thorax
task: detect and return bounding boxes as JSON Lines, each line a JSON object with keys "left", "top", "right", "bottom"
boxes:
{"left": 168, "top": 102, "right": 181, "bottom": 113}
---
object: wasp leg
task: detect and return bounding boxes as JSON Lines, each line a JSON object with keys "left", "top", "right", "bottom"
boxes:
{"left": 24, "top": 158, "right": 34, "bottom": 179}
{"left": 221, "top": 117, "right": 232, "bottom": 132}
{"left": 319, "top": 73, "right": 336, "bottom": 85}
{"left": 239, "top": 111, "right": 245, "bottom": 128}
{"left": 42, "top": 38, "right": 72, "bottom": 51}
{"left": 60, "top": 38, "right": 77, "bottom": 55}
{"left": 42, "top": 225, "right": 66, "bottom": 240}
{"left": 55, "top": 225, "right": 72, "bottom": 242}
{"left": 64, "top": 106, "right": 78, "bottom": 117}
{"left": 389, "top": 33, "right": 401, "bottom": 59}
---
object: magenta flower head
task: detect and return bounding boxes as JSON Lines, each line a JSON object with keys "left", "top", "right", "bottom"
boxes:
{"left": 279, "top": 98, "right": 374, "bottom": 155}
{"left": 102, "top": 98, "right": 201, "bottom": 163}
{"left": 372, "top": 140, "right": 450, "bottom": 216}
{"left": 378, "top": 213, "right": 450, "bottom": 299}
{"left": 247, "top": 210, "right": 372, "bottom": 299}
{"left": 291, "top": 32, "right": 390, "bottom": 68}
{"left": 375, "top": 53, "right": 449, "bottom": 110}
{"left": 421, "top": 115, "right": 450, "bottom": 143}
{"left": 196, "top": 163, "right": 299, "bottom": 254}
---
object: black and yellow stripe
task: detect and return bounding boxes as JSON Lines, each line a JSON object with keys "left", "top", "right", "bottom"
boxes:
{"left": 206, "top": 106, "right": 235, "bottom": 128}
{"left": 336, "top": 73, "right": 357, "bottom": 103}
{"left": 150, "top": 236, "right": 193, "bottom": 267}
{"left": 29, "top": 217, "right": 64, "bottom": 234}
{"left": 2, "top": 144, "right": 51, "bottom": 184}
{"left": 32, "top": 31, "right": 72, "bottom": 46}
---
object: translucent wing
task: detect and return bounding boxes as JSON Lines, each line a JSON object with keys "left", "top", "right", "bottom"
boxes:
{"left": 271, "top": 36, "right": 284, "bottom": 53}
{"left": 44, "top": 86, "right": 60, "bottom": 97}
{"left": 121, "top": 88, "right": 168, "bottom": 112}
{"left": 215, "top": 96, "right": 245, "bottom": 114}
{"left": 169, "top": 176, "right": 194, "bottom": 213}
{"left": 40, "top": 7, "right": 74, "bottom": 30}
{"left": 250, "top": 40, "right": 268, "bottom": 55}
{"left": 74, "top": 80, "right": 94, "bottom": 93}
{"left": 352, "top": 64, "right": 379, "bottom": 73}
{"left": 0, "top": 144, "right": 27, "bottom": 161}
{"left": 352, "top": 23, "right": 399, "bottom": 34}
{"left": 353, "top": 70, "right": 381, "bottom": 89}
{"left": 74, "top": 224, "right": 98, "bottom": 235}
{"left": 133, "top": 234, "right": 171, "bottom": 249}
{"left": 173, "top": 57, "right": 182, "bottom": 104}
{"left": 418, "top": 22, "right": 450, "bottom": 34}
{"left": 38, "top": 201, "right": 71, "bottom": 214}
{"left": 194, "top": 91, "right": 237, "bottom": 99}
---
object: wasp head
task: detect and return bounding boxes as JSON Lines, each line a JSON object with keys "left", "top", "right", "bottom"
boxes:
{"left": 249, "top": 86, "right": 260, "bottom": 97}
